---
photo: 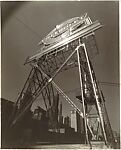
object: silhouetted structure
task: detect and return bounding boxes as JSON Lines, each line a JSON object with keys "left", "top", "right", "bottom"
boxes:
{"left": 71, "top": 109, "right": 77, "bottom": 132}
{"left": 33, "top": 106, "right": 46, "bottom": 120}
{"left": 52, "top": 93, "right": 59, "bottom": 123}
{"left": 31, "top": 106, "right": 48, "bottom": 141}
{"left": 47, "top": 93, "right": 59, "bottom": 132}
{"left": 76, "top": 111, "right": 84, "bottom": 134}
{"left": 70, "top": 109, "right": 84, "bottom": 133}
{"left": 58, "top": 101, "right": 63, "bottom": 126}
{"left": 64, "top": 116, "right": 71, "bottom": 127}
{"left": 1, "top": 98, "right": 15, "bottom": 147}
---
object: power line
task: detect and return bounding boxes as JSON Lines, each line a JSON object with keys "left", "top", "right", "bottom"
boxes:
{"left": 15, "top": 16, "right": 41, "bottom": 38}
{"left": 13, "top": 17, "right": 120, "bottom": 91}
{"left": 64, "top": 81, "right": 119, "bottom": 95}
{"left": 98, "top": 81, "right": 119, "bottom": 87}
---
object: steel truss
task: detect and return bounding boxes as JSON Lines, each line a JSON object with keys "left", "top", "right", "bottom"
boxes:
{"left": 10, "top": 15, "right": 115, "bottom": 148}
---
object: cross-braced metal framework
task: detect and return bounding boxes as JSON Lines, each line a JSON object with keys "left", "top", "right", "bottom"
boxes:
{"left": 10, "top": 13, "right": 115, "bottom": 148}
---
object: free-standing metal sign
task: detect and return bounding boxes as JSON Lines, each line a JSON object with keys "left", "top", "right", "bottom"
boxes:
{"left": 10, "top": 13, "right": 115, "bottom": 148}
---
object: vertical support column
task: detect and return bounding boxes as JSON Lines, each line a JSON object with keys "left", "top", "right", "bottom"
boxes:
{"left": 76, "top": 46, "right": 89, "bottom": 144}
{"left": 82, "top": 43, "right": 108, "bottom": 145}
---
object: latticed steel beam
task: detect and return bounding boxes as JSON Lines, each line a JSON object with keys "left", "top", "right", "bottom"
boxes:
{"left": 76, "top": 44, "right": 89, "bottom": 144}
{"left": 38, "top": 69, "right": 52, "bottom": 107}
{"left": 11, "top": 68, "right": 49, "bottom": 125}
{"left": 82, "top": 43, "right": 108, "bottom": 145}
{"left": 9, "top": 14, "right": 115, "bottom": 148}
{"left": 35, "top": 68, "right": 51, "bottom": 108}
{"left": 37, "top": 59, "right": 100, "bottom": 145}
{"left": 25, "top": 17, "right": 102, "bottom": 64}
{"left": 11, "top": 45, "right": 78, "bottom": 126}
{"left": 36, "top": 51, "right": 83, "bottom": 117}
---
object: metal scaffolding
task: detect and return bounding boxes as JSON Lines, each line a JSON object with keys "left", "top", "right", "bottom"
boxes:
{"left": 10, "top": 13, "right": 115, "bottom": 148}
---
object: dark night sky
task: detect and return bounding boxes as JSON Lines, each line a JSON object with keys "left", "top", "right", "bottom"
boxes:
{"left": 1, "top": 1, "right": 119, "bottom": 132}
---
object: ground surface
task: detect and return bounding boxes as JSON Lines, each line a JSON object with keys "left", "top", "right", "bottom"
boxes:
{"left": 30, "top": 142, "right": 109, "bottom": 149}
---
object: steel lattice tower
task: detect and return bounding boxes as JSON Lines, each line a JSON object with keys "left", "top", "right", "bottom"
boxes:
{"left": 9, "top": 13, "right": 115, "bottom": 148}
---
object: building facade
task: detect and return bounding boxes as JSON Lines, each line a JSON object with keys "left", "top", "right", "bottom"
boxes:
{"left": 71, "top": 109, "right": 84, "bottom": 133}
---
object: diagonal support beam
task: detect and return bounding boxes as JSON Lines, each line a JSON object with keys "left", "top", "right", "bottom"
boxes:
{"left": 37, "top": 66, "right": 84, "bottom": 117}
{"left": 82, "top": 43, "right": 108, "bottom": 145}
{"left": 38, "top": 65, "right": 96, "bottom": 142}
{"left": 76, "top": 44, "right": 89, "bottom": 144}
{"left": 11, "top": 45, "right": 79, "bottom": 126}
{"left": 35, "top": 69, "right": 48, "bottom": 109}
